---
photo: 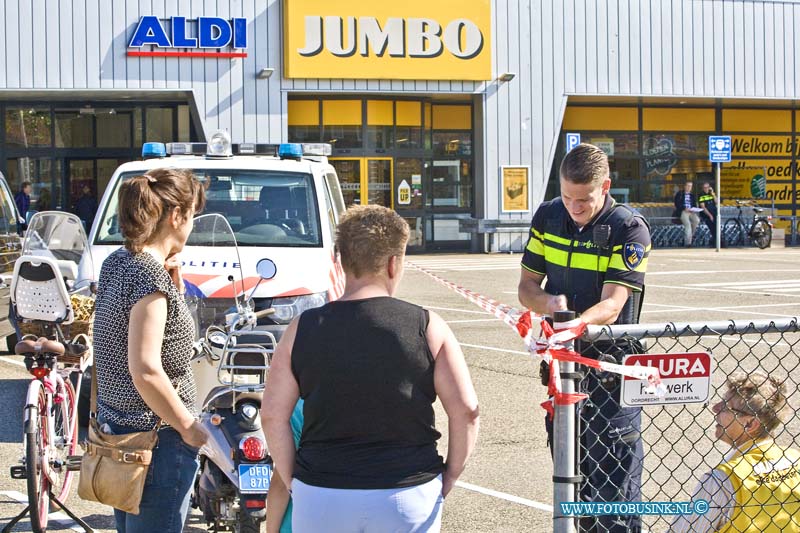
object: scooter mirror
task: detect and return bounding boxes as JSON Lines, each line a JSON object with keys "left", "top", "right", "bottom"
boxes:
{"left": 255, "top": 258, "right": 277, "bottom": 280}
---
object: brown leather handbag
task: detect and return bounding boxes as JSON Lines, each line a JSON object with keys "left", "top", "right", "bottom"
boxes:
{"left": 77, "top": 373, "right": 161, "bottom": 515}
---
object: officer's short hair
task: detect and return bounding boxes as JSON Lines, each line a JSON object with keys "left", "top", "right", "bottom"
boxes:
{"left": 726, "top": 370, "right": 791, "bottom": 435}
{"left": 559, "top": 144, "right": 610, "bottom": 185}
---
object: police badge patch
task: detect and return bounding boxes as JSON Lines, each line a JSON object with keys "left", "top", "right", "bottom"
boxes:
{"left": 623, "top": 243, "right": 645, "bottom": 270}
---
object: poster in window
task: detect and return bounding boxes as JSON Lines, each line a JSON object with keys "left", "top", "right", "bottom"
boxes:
{"left": 500, "top": 166, "right": 530, "bottom": 213}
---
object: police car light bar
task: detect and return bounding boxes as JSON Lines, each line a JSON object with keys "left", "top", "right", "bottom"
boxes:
{"left": 166, "top": 143, "right": 207, "bottom": 156}
{"left": 302, "top": 143, "right": 332, "bottom": 156}
{"left": 234, "top": 143, "right": 279, "bottom": 156}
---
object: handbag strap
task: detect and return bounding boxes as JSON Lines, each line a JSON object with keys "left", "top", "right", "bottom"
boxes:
{"left": 84, "top": 441, "right": 154, "bottom": 465}
{"left": 90, "top": 369, "right": 164, "bottom": 431}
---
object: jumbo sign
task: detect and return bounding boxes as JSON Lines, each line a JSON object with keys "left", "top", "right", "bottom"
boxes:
{"left": 128, "top": 16, "right": 247, "bottom": 58}
{"left": 284, "top": 0, "right": 492, "bottom": 80}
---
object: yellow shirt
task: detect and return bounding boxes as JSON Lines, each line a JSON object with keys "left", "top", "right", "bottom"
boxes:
{"left": 716, "top": 440, "right": 800, "bottom": 533}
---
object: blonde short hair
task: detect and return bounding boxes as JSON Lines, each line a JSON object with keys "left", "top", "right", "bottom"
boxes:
{"left": 727, "top": 370, "right": 791, "bottom": 435}
{"left": 335, "top": 205, "right": 409, "bottom": 278}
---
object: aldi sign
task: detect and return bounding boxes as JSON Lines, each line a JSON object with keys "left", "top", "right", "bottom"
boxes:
{"left": 621, "top": 352, "right": 713, "bottom": 407}
{"left": 128, "top": 16, "right": 248, "bottom": 58}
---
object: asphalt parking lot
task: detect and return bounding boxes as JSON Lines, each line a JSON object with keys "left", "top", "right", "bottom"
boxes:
{"left": 1, "top": 245, "right": 799, "bottom": 532}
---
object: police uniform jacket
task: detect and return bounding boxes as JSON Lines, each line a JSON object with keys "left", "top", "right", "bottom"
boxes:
{"left": 698, "top": 192, "right": 717, "bottom": 221}
{"left": 521, "top": 195, "right": 650, "bottom": 325}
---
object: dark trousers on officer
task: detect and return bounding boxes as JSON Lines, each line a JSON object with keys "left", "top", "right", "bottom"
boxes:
{"left": 546, "top": 340, "right": 643, "bottom": 533}
{"left": 701, "top": 214, "right": 718, "bottom": 247}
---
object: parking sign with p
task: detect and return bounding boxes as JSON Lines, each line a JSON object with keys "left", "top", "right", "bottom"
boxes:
{"left": 566, "top": 133, "right": 581, "bottom": 153}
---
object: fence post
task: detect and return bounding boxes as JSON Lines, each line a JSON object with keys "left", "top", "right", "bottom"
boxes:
{"left": 553, "top": 310, "right": 578, "bottom": 533}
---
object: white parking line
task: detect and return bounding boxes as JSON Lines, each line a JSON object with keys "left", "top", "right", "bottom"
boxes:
{"left": 647, "top": 283, "right": 800, "bottom": 299}
{"left": 688, "top": 279, "right": 800, "bottom": 288}
{"left": 459, "top": 342, "right": 528, "bottom": 356}
{"left": 0, "top": 490, "right": 85, "bottom": 532}
{"left": 455, "top": 480, "right": 553, "bottom": 512}
{"left": 647, "top": 269, "right": 800, "bottom": 276}
{"left": 421, "top": 305, "right": 493, "bottom": 315}
{"left": 0, "top": 356, "right": 26, "bottom": 368}
{"left": 447, "top": 318, "right": 502, "bottom": 323}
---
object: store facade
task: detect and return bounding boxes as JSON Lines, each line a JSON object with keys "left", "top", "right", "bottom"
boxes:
{"left": 1, "top": 0, "right": 799, "bottom": 251}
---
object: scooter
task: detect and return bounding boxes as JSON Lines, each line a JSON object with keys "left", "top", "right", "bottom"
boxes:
{"left": 186, "top": 214, "right": 277, "bottom": 533}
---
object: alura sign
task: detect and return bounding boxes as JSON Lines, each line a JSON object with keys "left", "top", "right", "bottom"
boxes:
{"left": 128, "top": 16, "right": 247, "bottom": 58}
{"left": 284, "top": 0, "right": 492, "bottom": 80}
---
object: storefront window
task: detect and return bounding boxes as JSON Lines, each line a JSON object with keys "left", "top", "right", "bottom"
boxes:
{"left": 55, "top": 111, "right": 93, "bottom": 148}
{"left": 324, "top": 125, "right": 362, "bottom": 149}
{"left": 394, "top": 126, "right": 423, "bottom": 149}
{"left": 395, "top": 101, "right": 423, "bottom": 150}
{"left": 133, "top": 108, "right": 143, "bottom": 146}
{"left": 6, "top": 158, "right": 62, "bottom": 212}
{"left": 177, "top": 105, "right": 191, "bottom": 142}
{"left": 96, "top": 109, "right": 132, "bottom": 148}
{"left": 323, "top": 100, "right": 362, "bottom": 149}
{"left": 5, "top": 107, "right": 51, "bottom": 148}
{"left": 584, "top": 132, "right": 639, "bottom": 157}
{"left": 404, "top": 216, "right": 424, "bottom": 247}
{"left": 432, "top": 132, "right": 472, "bottom": 157}
{"left": 288, "top": 125, "right": 322, "bottom": 143}
{"left": 643, "top": 133, "right": 709, "bottom": 158}
{"left": 429, "top": 159, "right": 472, "bottom": 208}
{"left": 366, "top": 125, "right": 391, "bottom": 149}
{"left": 395, "top": 158, "right": 424, "bottom": 209}
{"left": 428, "top": 213, "right": 472, "bottom": 241}
{"left": 146, "top": 107, "right": 174, "bottom": 142}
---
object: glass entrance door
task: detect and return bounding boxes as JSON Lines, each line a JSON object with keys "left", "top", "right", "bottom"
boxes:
{"left": 330, "top": 158, "right": 393, "bottom": 208}
{"left": 67, "top": 158, "right": 125, "bottom": 231}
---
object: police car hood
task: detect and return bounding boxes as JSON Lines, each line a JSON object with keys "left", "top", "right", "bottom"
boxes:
{"left": 91, "top": 244, "right": 343, "bottom": 300}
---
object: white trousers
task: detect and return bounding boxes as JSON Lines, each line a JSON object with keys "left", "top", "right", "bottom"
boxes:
{"left": 292, "top": 475, "right": 444, "bottom": 533}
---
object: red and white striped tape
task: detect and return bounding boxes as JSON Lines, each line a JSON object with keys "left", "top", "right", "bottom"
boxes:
{"left": 406, "top": 261, "right": 664, "bottom": 413}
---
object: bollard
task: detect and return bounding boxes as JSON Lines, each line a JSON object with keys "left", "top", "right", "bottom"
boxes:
{"left": 552, "top": 310, "right": 578, "bottom": 533}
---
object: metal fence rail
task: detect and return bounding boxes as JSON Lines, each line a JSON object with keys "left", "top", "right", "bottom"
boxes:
{"left": 563, "top": 318, "right": 800, "bottom": 533}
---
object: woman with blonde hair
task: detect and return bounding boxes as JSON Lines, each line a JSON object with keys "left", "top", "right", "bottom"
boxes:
{"left": 92, "top": 168, "right": 208, "bottom": 532}
{"left": 264, "top": 204, "right": 480, "bottom": 533}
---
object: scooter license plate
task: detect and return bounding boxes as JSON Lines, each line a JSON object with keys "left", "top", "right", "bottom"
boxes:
{"left": 238, "top": 464, "right": 272, "bottom": 494}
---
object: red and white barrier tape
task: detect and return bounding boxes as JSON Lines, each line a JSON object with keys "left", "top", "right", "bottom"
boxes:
{"left": 406, "top": 262, "right": 665, "bottom": 414}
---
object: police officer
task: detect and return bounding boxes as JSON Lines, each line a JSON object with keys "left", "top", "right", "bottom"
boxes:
{"left": 518, "top": 143, "right": 650, "bottom": 533}
{"left": 698, "top": 182, "right": 719, "bottom": 247}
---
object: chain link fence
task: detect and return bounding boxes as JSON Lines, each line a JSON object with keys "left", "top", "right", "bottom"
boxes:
{"left": 560, "top": 318, "right": 800, "bottom": 532}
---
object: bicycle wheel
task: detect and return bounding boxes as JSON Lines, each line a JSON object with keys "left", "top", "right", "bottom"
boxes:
{"left": 51, "top": 378, "right": 77, "bottom": 502}
{"left": 723, "top": 219, "right": 742, "bottom": 247}
{"left": 751, "top": 219, "right": 772, "bottom": 249}
{"left": 25, "top": 383, "right": 50, "bottom": 532}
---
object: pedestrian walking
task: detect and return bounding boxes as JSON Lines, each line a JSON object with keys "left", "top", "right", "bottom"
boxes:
{"left": 14, "top": 181, "right": 31, "bottom": 234}
{"left": 673, "top": 181, "right": 700, "bottom": 247}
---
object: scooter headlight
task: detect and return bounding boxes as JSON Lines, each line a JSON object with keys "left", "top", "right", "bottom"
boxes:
{"left": 270, "top": 292, "right": 327, "bottom": 324}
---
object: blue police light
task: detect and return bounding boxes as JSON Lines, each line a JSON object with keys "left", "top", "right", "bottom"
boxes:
{"left": 278, "top": 143, "right": 304, "bottom": 160}
{"left": 142, "top": 142, "right": 167, "bottom": 159}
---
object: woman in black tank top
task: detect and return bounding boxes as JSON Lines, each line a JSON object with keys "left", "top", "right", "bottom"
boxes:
{"left": 263, "top": 205, "right": 480, "bottom": 533}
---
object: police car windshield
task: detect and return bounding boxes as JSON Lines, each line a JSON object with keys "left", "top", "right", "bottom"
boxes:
{"left": 95, "top": 170, "right": 322, "bottom": 247}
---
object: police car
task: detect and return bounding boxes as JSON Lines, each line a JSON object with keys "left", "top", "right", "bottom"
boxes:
{"left": 88, "top": 132, "right": 347, "bottom": 339}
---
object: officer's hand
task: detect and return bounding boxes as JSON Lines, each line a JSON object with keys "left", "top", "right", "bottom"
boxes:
{"left": 547, "top": 294, "right": 568, "bottom": 315}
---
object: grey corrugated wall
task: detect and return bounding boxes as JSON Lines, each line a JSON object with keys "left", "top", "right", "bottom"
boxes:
{"left": 2, "top": 0, "right": 800, "bottom": 236}
{"left": 0, "top": 0, "right": 284, "bottom": 142}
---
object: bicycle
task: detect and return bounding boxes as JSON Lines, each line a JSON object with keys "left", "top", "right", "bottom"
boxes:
{"left": 4, "top": 212, "right": 95, "bottom": 533}
{"left": 723, "top": 200, "right": 773, "bottom": 249}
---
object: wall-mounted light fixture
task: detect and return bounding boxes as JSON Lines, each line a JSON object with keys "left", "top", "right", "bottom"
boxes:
{"left": 497, "top": 72, "right": 516, "bottom": 83}
{"left": 257, "top": 67, "right": 275, "bottom": 79}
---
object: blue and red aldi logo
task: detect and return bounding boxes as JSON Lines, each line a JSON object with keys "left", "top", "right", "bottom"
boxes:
{"left": 128, "top": 16, "right": 247, "bottom": 58}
